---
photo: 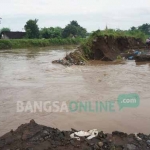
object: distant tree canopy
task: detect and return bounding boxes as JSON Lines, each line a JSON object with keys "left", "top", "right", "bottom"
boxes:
{"left": 40, "top": 27, "right": 63, "bottom": 39}
{"left": 22, "top": 19, "right": 149, "bottom": 40}
{"left": 62, "top": 20, "right": 87, "bottom": 38}
{"left": 130, "top": 26, "right": 137, "bottom": 31}
{"left": 0, "top": 27, "right": 11, "bottom": 33}
{"left": 0, "top": 28, "right": 11, "bottom": 38}
{"left": 39, "top": 21, "right": 87, "bottom": 39}
{"left": 138, "top": 23, "right": 150, "bottom": 36}
{"left": 130, "top": 24, "right": 150, "bottom": 37}
{"left": 24, "top": 19, "right": 39, "bottom": 39}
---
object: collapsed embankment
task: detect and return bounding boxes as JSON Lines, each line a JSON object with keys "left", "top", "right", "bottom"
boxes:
{"left": 0, "top": 120, "right": 150, "bottom": 150}
{"left": 89, "top": 35, "right": 144, "bottom": 61}
{"left": 52, "top": 35, "right": 145, "bottom": 65}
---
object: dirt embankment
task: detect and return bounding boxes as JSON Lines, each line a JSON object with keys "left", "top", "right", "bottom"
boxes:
{"left": 0, "top": 120, "right": 150, "bottom": 150}
{"left": 52, "top": 36, "right": 145, "bottom": 65}
{"left": 90, "top": 36, "right": 144, "bottom": 61}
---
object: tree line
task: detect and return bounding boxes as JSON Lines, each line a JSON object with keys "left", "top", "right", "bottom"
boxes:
{"left": 24, "top": 19, "right": 87, "bottom": 39}
{"left": 0, "top": 19, "right": 87, "bottom": 39}
{"left": 0, "top": 19, "right": 150, "bottom": 40}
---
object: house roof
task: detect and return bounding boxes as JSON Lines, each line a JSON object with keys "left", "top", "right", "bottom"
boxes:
{"left": 1, "top": 31, "right": 26, "bottom": 39}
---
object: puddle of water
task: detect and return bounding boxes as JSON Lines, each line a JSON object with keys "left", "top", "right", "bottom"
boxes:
{"left": 0, "top": 46, "right": 150, "bottom": 136}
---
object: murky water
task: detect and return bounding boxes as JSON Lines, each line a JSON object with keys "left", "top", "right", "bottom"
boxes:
{"left": 0, "top": 46, "right": 150, "bottom": 136}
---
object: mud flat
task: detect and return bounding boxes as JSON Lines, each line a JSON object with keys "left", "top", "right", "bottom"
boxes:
{"left": 0, "top": 120, "right": 150, "bottom": 150}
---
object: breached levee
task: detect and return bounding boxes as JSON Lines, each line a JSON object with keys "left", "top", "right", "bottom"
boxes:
{"left": 0, "top": 120, "right": 150, "bottom": 150}
{"left": 52, "top": 35, "right": 145, "bottom": 65}
{"left": 90, "top": 35, "right": 144, "bottom": 61}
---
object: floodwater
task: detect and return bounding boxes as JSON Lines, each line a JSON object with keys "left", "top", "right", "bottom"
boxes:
{"left": 0, "top": 46, "right": 150, "bottom": 136}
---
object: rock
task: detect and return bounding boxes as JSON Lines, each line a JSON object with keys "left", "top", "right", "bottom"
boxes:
{"left": 126, "top": 144, "right": 137, "bottom": 150}
{"left": 93, "top": 144, "right": 100, "bottom": 150}
{"left": 102, "top": 142, "right": 110, "bottom": 150}
{"left": 98, "top": 141, "right": 103, "bottom": 147}
{"left": 147, "top": 140, "right": 150, "bottom": 146}
{"left": 114, "top": 145, "right": 124, "bottom": 150}
{"left": 30, "top": 119, "right": 36, "bottom": 125}
{"left": 71, "top": 128, "right": 78, "bottom": 132}
{"left": 70, "top": 140, "right": 76, "bottom": 147}
{"left": 98, "top": 131, "right": 106, "bottom": 139}
{"left": 89, "top": 143, "right": 94, "bottom": 146}
{"left": 26, "top": 148, "right": 33, "bottom": 150}
{"left": 112, "top": 131, "right": 127, "bottom": 138}
{"left": 52, "top": 60, "right": 58, "bottom": 63}
{"left": 0, "top": 139, "right": 5, "bottom": 148}
{"left": 43, "top": 130, "right": 49, "bottom": 135}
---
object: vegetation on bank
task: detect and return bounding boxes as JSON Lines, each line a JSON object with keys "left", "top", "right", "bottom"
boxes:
{"left": 0, "top": 18, "right": 149, "bottom": 51}
{"left": 91, "top": 29, "right": 148, "bottom": 41}
{"left": 80, "top": 29, "right": 148, "bottom": 59}
{"left": 0, "top": 20, "right": 87, "bottom": 49}
{"left": 0, "top": 38, "right": 85, "bottom": 50}
{"left": 0, "top": 20, "right": 88, "bottom": 39}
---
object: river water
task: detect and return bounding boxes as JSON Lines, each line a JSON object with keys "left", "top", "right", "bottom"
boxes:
{"left": 0, "top": 46, "right": 150, "bottom": 136}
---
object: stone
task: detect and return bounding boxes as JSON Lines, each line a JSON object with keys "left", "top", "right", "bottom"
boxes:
{"left": 147, "top": 140, "right": 150, "bottom": 146}
{"left": 98, "top": 142, "right": 103, "bottom": 147}
{"left": 127, "top": 144, "right": 136, "bottom": 150}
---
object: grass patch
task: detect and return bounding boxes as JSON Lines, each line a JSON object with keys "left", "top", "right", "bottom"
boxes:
{"left": 0, "top": 38, "right": 85, "bottom": 50}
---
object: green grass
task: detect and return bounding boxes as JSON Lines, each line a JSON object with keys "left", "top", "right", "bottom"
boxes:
{"left": 0, "top": 38, "right": 85, "bottom": 50}
{"left": 90, "top": 29, "right": 148, "bottom": 42}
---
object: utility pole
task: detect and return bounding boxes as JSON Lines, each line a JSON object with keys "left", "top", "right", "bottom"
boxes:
{"left": 0, "top": 18, "right": 2, "bottom": 24}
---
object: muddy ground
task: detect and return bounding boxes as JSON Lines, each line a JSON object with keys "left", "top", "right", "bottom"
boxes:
{"left": 0, "top": 120, "right": 150, "bottom": 150}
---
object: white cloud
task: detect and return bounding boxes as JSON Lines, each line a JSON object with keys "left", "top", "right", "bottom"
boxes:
{"left": 0, "top": 0, "right": 150, "bottom": 31}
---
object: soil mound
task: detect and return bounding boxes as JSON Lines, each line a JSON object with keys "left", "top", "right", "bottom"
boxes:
{"left": 90, "top": 36, "right": 144, "bottom": 61}
{"left": 52, "top": 36, "right": 145, "bottom": 65}
{"left": 0, "top": 120, "right": 150, "bottom": 150}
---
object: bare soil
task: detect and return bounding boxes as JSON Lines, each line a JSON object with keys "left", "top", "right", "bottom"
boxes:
{"left": 0, "top": 120, "right": 150, "bottom": 150}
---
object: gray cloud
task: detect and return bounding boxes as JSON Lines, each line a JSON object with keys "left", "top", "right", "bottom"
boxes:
{"left": 0, "top": 0, "right": 150, "bottom": 32}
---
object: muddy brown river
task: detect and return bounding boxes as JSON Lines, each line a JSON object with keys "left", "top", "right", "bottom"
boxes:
{"left": 0, "top": 46, "right": 150, "bottom": 136}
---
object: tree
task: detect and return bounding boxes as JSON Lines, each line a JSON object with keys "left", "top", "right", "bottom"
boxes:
{"left": 62, "top": 20, "right": 87, "bottom": 38}
{"left": 130, "top": 26, "right": 137, "bottom": 31}
{"left": 53, "top": 27, "right": 63, "bottom": 38}
{"left": 70, "top": 20, "right": 79, "bottom": 27}
{"left": 0, "top": 27, "right": 11, "bottom": 33}
{"left": 40, "top": 27, "right": 63, "bottom": 39}
{"left": 24, "top": 19, "right": 39, "bottom": 39}
{"left": 40, "top": 27, "right": 51, "bottom": 39}
{"left": 138, "top": 23, "right": 150, "bottom": 36}
{"left": 62, "top": 24, "right": 78, "bottom": 38}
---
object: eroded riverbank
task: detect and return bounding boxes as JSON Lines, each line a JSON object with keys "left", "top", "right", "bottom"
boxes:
{"left": 0, "top": 46, "right": 150, "bottom": 137}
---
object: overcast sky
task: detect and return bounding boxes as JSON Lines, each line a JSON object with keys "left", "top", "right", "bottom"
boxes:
{"left": 0, "top": 0, "right": 150, "bottom": 32}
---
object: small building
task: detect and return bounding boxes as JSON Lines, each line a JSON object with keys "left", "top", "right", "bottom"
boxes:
{"left": 1, "top": 31, "right": 26, "bottom": 39}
